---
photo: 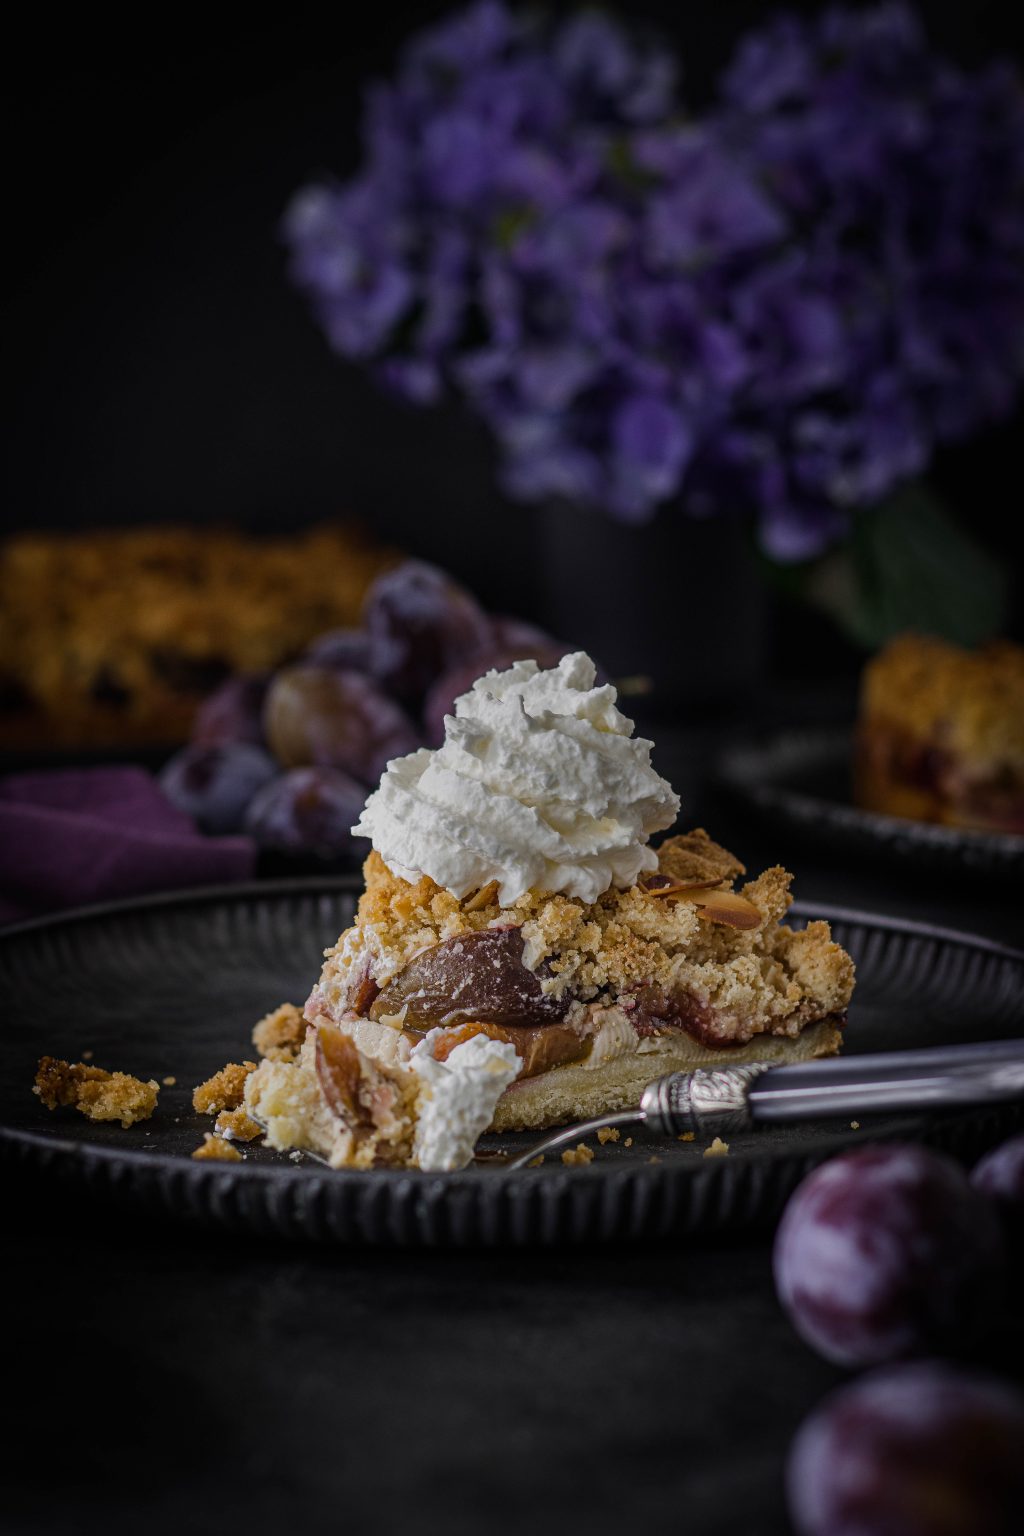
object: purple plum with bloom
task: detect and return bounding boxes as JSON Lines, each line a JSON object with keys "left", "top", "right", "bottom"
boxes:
{"left": 788, "top": 1363, "right": 1024, "bottom": 1536}
{"left": 191, "top": 673, "right": 271, "bottom": 749}
{"left": 364, "top": 560, "right": 493, "bottom": 704}
{"left": 285, "top": 2, "right": 1024, "bottom": 558}
{"left": 245, "top": 767, "right": 369, "bottom": 862}
{"left": 263, "top": 667, "right": 420, "bottom": 785}
{"left": 302, "top": 627, "right": 375, "bottom": 673}
{"left": 773, "top": 1143, "right": 1004, "bottom": 1367}
{"left": 972, "top": 1133, "right": 1024, "bottom": 1233}
{"left": 423, "top": 636, "right": 571, "bottom": 745}
{"left": 160, "top": 743, "right": 278, "bottom": 834}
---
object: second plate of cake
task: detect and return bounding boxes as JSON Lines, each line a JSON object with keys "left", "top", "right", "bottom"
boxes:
{"left": 720, "top": 636, "right": 1024, "bottom": 879}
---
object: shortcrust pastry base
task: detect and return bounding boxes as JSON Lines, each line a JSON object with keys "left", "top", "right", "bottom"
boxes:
{"left": 488, "top": 1015, "right": 844, "bottom": 1131}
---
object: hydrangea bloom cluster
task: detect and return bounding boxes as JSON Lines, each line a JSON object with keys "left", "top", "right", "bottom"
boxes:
{"left": 285, "top": 2, "right": 1024, "bottom": 559}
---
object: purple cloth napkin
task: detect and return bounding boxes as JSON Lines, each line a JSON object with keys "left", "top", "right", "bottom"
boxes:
{"left": 0, "top": 767, "right": 256, "bottom": 925}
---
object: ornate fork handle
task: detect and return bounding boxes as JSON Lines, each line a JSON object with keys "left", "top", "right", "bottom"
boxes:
{"left": 640, "top": 1064, "right": 772, "bottom": 1137}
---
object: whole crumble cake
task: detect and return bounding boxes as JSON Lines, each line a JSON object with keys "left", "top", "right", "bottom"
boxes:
{"left": 0, "top": 523, "right": 392, "bottom": 749}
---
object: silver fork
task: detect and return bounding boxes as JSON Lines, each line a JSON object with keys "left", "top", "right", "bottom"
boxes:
{"left": 503, "top": 1038, "right": 1024, "bottom": 1171}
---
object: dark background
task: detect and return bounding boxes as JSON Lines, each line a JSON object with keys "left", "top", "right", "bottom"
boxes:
{"left": 5, "top": 13, "right": 1024, "bottom": 1536}
{"left": 4, "top": 1, "right": 1023, "bottom": 644}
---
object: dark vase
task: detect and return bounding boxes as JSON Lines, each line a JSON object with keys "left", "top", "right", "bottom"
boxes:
{"left": 539, "top": 503, "right": 767, "bottom": 709}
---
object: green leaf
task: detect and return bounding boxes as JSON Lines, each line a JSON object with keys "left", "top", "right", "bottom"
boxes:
{"left": 492, "top": 204, "right": 536, "bottom": 252}
{"left": 799, "top": 485, "right": 1008, "bottom": 650}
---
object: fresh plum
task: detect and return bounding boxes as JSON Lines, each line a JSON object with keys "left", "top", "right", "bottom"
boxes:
{"left": 245, "top": 767, "right": 369, "bottom": 861}
{"left": 788, "top": 1362, "right": 1024, "bottom": 1536}
{"left": 487, "top": 616, "right": 565, "bottom": 654}
{"left": 302, "top": 627, "right": 375, "bottom": 672}
{"left": 159, "top": 743, "right": 278, "bottom": 833}
{"left": 422, "top": 641, "right": 572, "bottom": 744}
{"left": 972, "top": 1133, "right": 1024, "bottom": 1228}
{"left": 263, "top": 666, "right": 420, "bottom": 784}
{"left": 773, "top": 1143, "right": 1004, "bottom": 1367}
{"left": 191, "top": 673, "right": 270, "bottom": 748}
{"left": 364, "top": 560, "right": 491, "bottom": 703}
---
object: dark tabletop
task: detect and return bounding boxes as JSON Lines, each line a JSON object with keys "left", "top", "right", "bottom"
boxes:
{"left": 6, "top": 699, "right": 1023, "bottom": 1536}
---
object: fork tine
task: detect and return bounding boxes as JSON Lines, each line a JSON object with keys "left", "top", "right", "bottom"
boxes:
{"left": 504, "top": 1109, "right": 643, "bottom": 1171}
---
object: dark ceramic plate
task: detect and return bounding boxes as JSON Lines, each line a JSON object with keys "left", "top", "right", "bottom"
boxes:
{"left": 719, "top": 728, "right": 1024, "bottom": 879}
{"left": 2, "top": 879, "right": 1022, "bottom": 1246}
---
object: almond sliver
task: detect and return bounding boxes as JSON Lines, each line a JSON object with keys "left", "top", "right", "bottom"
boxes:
{"left": 691, "top": 889, "right": 762, "bottom": 929}
{"left": 642, "top": 876, "right": 723, "bottom": 897}
{"left": 641, "top": 874, "right": 761, "bottom": 928}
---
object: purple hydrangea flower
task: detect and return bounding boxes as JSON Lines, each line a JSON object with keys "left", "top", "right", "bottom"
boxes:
{"left": 285, "top": 1, "right": 1024, "bottom": 559}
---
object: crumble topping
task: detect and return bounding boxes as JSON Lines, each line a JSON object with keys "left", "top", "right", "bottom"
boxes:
{"left": 193, "top": 1133, "right": 243, "bottom": 1162}
{"left": 312, "top": 831, "right": 854, "bottom": 1047}
{"left": 561, "top": 1143, "right": 595, "bottom": 1166}
{"left": 215, "top": 1108, "right": 263, "bottom": 1142}
{"left": 596, "top": 1126, "right": 621, "bottom": 1145}
{"left": 703, "top": 1137, "right": 730, "bottom": 1158}
{"left": 193, "top": 1061, "right": 257, "bottom": 1114}
{"left": 34, "top": 1056, "right": 159, "bottom": 1128}
{"left": 252, "top": 1002, "right": 307, "bottom": 1063}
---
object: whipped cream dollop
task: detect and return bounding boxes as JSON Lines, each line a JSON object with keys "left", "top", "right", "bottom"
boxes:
{"left": 410, "top": 1030, "right": 521, "bottom": 1171}
{"left": 353, "top": 651, "right": 679, "bottom": 905}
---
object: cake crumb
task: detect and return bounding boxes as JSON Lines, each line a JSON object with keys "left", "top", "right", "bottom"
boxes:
{"left": 678, "top": 1131, "right": 695, "bottom": 1142}
{"left": 648, "top": 1155, "right": 661, "bottom": 1164}
{"left": 252, "top": 1002, "right": 307, "bottom": 1063}
{"left": 527, "top": 1155, "right": 545, "bottom": 1168}
{"left": 162, "top": 1075, "right": 177, "bottom": 1087}
{"left": 850, "top": 1120, "right": 860, "bottom": 1130}
{"left": 215, "top": 1107, "right": 262, "bottom": 1143}
{"left": 624, "top": 1137, "right": 633, "bottom": 1148}
{"left": 192, "top": 1133, "right": 242, "bottom": 1162}
{"left": 703, "top": 1137, "right": 730, "bottom": 1158}
{"left": 81, "top": 1049, "right": 94, "bottom": 1061}
{"left": 34, "top": 1056, "right": 159, "bottom": 1128}
{"left": 193, "top": 1061, "right": 256, "bottom": 1114}
{"left": 597, "top": 1126, "right": 620, "bottom": 1145}
{"left": 561, "top": 1143, "right": 595, "bottom": 1167}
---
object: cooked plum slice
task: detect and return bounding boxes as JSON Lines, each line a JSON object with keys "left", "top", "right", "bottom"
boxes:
{"left": 314, "top": 1022, "right": 408, "bottom": 1154}
{"left": 429, "top": 1019, "right": 588, "bottom": 1078}
{"left": 369, "top": 928, "right": 571, "bottom": 1029}
{"left": 345, "top": 962, "right": 381, "bottom": 1017}
{"left": 626, "top": 983, "right": 717, "bottom": 1044}
{"left": 315, "top": 1022, "right": 366, "bottom": 1123}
